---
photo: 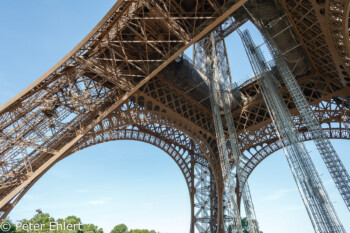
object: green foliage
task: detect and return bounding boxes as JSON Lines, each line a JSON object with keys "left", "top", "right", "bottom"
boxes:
{"left": 110, "top": 224, "right": 128, "bottom": 233}
{"left": 16, "top": 213, "right": 55, "bottom": 233}
{"left": 82, "top": 224, "right": 103, "bottom": 233}
{"left": 128, "top": 230, "right": 152, "bottom": 233}
{"left": 3, "top": 211, "right": 157, "bottom": 233}
{"left": 227, "top": 217, "right": 263, "bottom": 233}
{"left": 110, "top": 224, "right": 157, "bottom": 233}
{"left": 0, "top": 219, "right": 16, "bottom": 233}
{"left": 12, "top": 212, "right": 103, "bottom": 233}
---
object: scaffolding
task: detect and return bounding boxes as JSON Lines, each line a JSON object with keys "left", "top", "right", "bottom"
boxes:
{"left": 192, "top": 20, "right": 260, "bottom": 232}
{"left": 222, "top": 73, "right": 260, "bottom": 233}
{"left": 206, "top": 31, "right": 243, "bottom": 233}
{"left": 262, "top": 28, "right": 350, "bottom": 211}
{"left": 238, "top": 29, "right": 345, "bottom": 233}
{"left": 242, "top": 183, "right": 260, "bottom": 233}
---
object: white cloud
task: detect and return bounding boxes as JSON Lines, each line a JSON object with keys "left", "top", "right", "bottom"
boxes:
{"left": 88, "top": 199, "right": 107, "bottom": 205}
{"left": 265, "top": 189, "right": 294, "bottom": 201}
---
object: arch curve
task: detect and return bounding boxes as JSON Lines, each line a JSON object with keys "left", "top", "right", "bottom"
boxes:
{"left": 1, "top": 96, "right": 222, "bottom": 233}
{"left": 73, "top": 124, "right": 210, "bottom": 191}
{"left": 72, "top": 119, "right": 220, "bottom": 232}
{"left": 327, "top": 0, "right": 350, "bottom": 78}
{"left": 239, "top": 127, "right": 350, "bottom": 195}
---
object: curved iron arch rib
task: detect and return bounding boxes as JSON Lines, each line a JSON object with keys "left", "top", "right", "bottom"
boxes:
{"left": 327, "top": 0, "right": 350, "bottom": 78}
{"left": 74, "top": 124, "right": 215, "bottom": 232}
{"left": 0, "top": 92, "right": 222, "bottom": 232}
{"left": 0, "top": 124, "right": 217, "bottom": 232}
{"left": 74, "top": 124, "right": 209, "bottom": 189}
{"left": 240, "top": 127, "right": 350, "bottom": 195}
{"left": 238, "top": 97, "right": 350, "bottom": 194}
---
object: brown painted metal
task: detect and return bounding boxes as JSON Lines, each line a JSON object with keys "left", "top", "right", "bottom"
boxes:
{"left": 0, "top": 0, "right": 349, "bottom": 232}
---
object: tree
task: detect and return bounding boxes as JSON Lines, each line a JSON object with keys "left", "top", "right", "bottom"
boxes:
{"left": 0, "top": 219, "right": 16, "bottom": 233}
{"left": 17, "top": 213, "right": 55, "bottom": 233}
{"left": 227, "top": 218, "right": 263, "bottom": 233}
{"left": 15, "top": 212, "right": 103, "bottom": 233}
{"left": 82, "top": 224, "right": 103, "bottom": 233}
{"left": 128, "top": 230, "right": 152, "bottom": 233}
{"left": 110, "top": 224, "right": 128, "bottom": 233}
{"left": 110, "top": 224, "right": 158, "bottom": 233}
{"left": 8, "top": 211, "right": 158, "bottom": 233}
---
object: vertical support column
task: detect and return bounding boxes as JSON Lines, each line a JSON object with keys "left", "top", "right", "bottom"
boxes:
{"left": 263, "top": 28, "right": 350, "bottom": 211}
{"left": 242, "top": 182, "right": 260, "bottom": 233}
{"left": 344, "top": 97, "right": 350, "bottom": 131}
{"left": 238, "top": 29, "right": 345, "bottom": 233}
{"left": 222, "top": 82, "right": 260, "bottom": 233}
{"left": 192, "top": 23, "right": 261, "bottom": 232}
{"left": 207, "top": 31, "right": 243, "bottom": 233}
{"left": 190, "top": 148, "right": 196, "bottom": 233}
{"left": 193, "top": 162, "right": 217, "bottom": 233}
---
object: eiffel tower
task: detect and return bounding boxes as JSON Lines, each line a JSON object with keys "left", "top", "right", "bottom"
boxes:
{"left": 0, "top": 0, "right": 349, "bottom": 232}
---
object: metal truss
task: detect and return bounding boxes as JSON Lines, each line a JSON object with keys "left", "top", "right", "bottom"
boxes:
{"left": 207, "top": 31, "right": 243, "bottom": 233}
{"left": 193, "top": 163, "right": 218, "bottom": 233}
{"left": 280, "top": 0, "right": 350, "bottom": 85}
{"left": 260, "top": 74, "right": 345, "bottom": 233}
{"left": 191, "top": 18, "right": 261, "bottom": 232}
{"left": 262, "top": 28, "right": 350, "bottom": 211}
{"left": 0, "top": 0, "right": 249, "bottom": 227}
{"left": 239, "top": 96, "right": 350, "bottom": 190}
{"left": 0, "top": 0, "right": 350, "bottom": 232}
{"left": 239, "top": 28, "right": 345, "bottom": 232}
{"left": 242, "top": 182, "right": 259, "bottom": 233}
{"left": 0, "top": 84, "right": 219, "bottom": 231}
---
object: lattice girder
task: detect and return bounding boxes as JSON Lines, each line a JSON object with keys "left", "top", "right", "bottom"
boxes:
{"left": 1, "top": 123, "right": 217, "bottom": 232}
{"left": 280, "top": 0, "right": 350, "bottom": 86}
{"left": 0, "top": 1, "right": 249, "bottom": 227}
{"left": 239, "top": 96, "right": 350, "bottom": 195}
{"left": 1, "top": 0, "right": 350, "bottom": 231}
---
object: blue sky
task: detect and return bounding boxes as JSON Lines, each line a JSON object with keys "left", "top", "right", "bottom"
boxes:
{"left": 0, "top": 1, "right": 349, "bottom": 233}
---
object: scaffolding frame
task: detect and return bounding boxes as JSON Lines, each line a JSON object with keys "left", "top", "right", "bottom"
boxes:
{"left": 238, "top": 28, "right": 345, "bottom": 233}
{"left": 192, "top": 19, "right": 261, "bottom": 232}
{"left": 262, "top": 28, "right": 350, "bottom": 211}
{"left": 221, "top": 71, "right": 260, "bottom": 233}
{"left": 207, "top": 31, "right": 243, "bottom": 233}
{"left": 242, "top": 183, "right": 260, "bottom": 233}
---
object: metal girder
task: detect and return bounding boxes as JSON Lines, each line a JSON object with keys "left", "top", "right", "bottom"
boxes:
{"left": 239, "top": 28, "right": 345, "bottom": 232}
{"left": 1, "top": 0, "right": 350, "bottom": 232}
{"left": 0, "top": 1, "right": 248, "bottom": 229}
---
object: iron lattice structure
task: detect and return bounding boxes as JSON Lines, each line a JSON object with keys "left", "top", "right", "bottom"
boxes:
{"left": 238, "top": 28, "right": 344, "bottom": 232}
{"left": 0, "top": 0, "right": 349, "bottom": 232}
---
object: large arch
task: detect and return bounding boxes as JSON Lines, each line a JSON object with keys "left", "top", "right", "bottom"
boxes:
{"left": 74, "top": 124, "right": 215, "bottom": 233}
{"left": 0, "top": 91, "right": 225, "bottom": 233}
{"left": 240, "top": 127, "right": 350, "bottom": 191}
{"left": 238, "top": 96, "right": 350, "bottom": 196}
{"left": 68, "top": 90, "right": 224, "bottom": 232}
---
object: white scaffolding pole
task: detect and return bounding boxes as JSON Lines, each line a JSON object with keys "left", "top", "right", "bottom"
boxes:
{"left": 242, "top": 182, "right": 260, "bottom": 233}
{"left": 207, "top": 31, "right": 243, "bottom": 233}
{"left": 262, "top": 28, "right": 350, "bottom": 211}
{"left": 238, "top": 29, "right": 345, "bottom": 233}
{"left": 192, "top": 21, "right": 260, "bottom": 232}
{"left": 222, "top": 82, "right": 260, "bottom": 233}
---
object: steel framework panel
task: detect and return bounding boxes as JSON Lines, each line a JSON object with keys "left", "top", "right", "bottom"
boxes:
{"left": 239, "top": 29, "right": 345, "bottom": 233}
